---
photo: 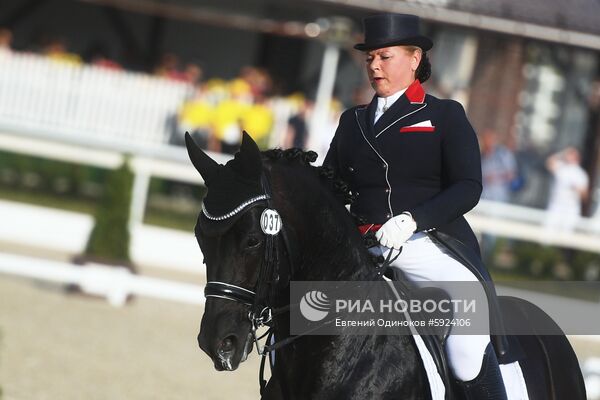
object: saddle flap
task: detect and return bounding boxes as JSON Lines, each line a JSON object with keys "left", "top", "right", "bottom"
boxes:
{"left": 410, "top": 286, "right": 454, "bottom": 342}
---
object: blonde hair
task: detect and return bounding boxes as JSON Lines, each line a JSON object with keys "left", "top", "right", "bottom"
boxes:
{"left": 403, "top": 46, "right": 423, "bottom": 55}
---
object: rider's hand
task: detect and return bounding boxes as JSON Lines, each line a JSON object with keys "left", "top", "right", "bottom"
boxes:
{"left": 375, "top": 212, "right": 417, "bottom": 249}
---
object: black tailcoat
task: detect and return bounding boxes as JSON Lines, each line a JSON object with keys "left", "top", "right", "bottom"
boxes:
{"left": 324, "top": 80, "right": 483, "bottom": 255}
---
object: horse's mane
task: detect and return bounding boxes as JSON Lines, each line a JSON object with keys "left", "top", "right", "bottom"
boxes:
{"left": 262, "top": 148, "right": 381, "bottom": 264}
{"left": 262, "top": 148, "right": 355, "bottom": 205}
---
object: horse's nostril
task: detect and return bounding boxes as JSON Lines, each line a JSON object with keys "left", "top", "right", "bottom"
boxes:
{"left": 219, "top": 336, "right": 235, "bottom": 353}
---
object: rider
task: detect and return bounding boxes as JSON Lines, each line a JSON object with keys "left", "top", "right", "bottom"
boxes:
{"left": 324, "top": 13, "right": 507, "bottom": 399}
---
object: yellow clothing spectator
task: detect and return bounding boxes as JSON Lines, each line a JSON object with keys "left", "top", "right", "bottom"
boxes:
{"left": 205, "top": 78, "right": 227, "bottom": 91}
{"left": 229, "top": 78, "right": 252, "bottom": 97}
{"left": 48, "top": 52, "right": 82, "bottom": 65}
{"left": 212, "top": 99, "right": 249, "bottom": 142}
{"left": 241, "top": 103, "right": 273, "bottom": 147}
{"left": 179, "top": 99, "right": 213, "bottom": 130}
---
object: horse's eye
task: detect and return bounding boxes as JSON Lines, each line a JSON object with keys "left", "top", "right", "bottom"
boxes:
{"left": 246, "top": 236, "right": 261, "bottom": 249}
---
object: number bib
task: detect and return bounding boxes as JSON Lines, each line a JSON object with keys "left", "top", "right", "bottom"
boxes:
{"left": 260, "top": 209, "right": 282, "bottom": 235}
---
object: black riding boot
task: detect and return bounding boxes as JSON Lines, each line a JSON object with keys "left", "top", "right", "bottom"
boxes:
{"left": 455, "top": 343, "right": 508, "bottom": 400}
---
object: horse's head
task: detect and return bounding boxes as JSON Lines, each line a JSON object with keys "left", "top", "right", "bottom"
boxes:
{"left": 186, "top": 132, "right": 278, "bottom": 371}
{"left": 186, "top": 132, "right": 373, "bottom": 372}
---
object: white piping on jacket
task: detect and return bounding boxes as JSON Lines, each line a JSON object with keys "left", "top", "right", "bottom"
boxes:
{"left": 375, "top": 103, "right": 428, "bottom": 138}
{"left": 354, "top": 107, "right": 394, "bottom": 217}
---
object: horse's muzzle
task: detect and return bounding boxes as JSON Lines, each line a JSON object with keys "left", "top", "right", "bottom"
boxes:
{"left": 198, "top": 330, "right": 253, "bottom": 371}
{"left": 216, "top": 334, "right": 237, "bottom": 371}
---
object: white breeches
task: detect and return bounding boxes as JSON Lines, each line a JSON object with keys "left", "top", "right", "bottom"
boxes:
{"left": 380, "top": 232, "right": 491, "bottom": 382}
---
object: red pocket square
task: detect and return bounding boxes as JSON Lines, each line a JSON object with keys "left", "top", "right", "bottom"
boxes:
{"left": 399, "top": 126, "right": 436, "bottom": 133}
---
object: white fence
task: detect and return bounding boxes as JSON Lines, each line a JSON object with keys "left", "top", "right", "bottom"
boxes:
{"left": 0, "top": 252, "right": 204, "bottom": 307}
{"left": 0, "top": 51, "right": 191, "bottom": 151}
{"left": 470, "top": 200, "right": 600, "bottom": 253}
{"left": 0, "top": 199, "right": 204, "bottom": 273}
{"left": 1, "top": 51, "right": 600, "bottom": 254}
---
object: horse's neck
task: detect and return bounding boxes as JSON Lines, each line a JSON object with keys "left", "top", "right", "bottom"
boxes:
{"left": 273, "top": 165, "right": 375, "bottom": 279}
{"left": 289, "top": 204, "right": 374, "bottom": 281}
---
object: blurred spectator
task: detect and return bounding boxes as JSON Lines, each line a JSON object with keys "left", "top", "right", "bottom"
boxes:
{"left": 481, "top": 129, "right": 517, "bottom": 203}
{"left": 43, "top": 37, "right": 82, "bottom": 65}
{"left": 285, "top": 99, "right": 312, "bottom": 149}
{"left": 92, "top": 55, "right": 122, "bottom": 70}
{"left": 209, "top": 73, "right": 276, "bottom": 153}
{"left": 203, "top": 78, "right": 229, "bottom": 103}
{"left": 211, "top": 115, "right": 242, "bottom": 154}
{"left": 0, "top": 27, "right": 12, "bottom": 53}
{"left": 544, "top": 147, "right": 589, "bottom": 234}
{"left": 156, "top": 57, "right": 202, "bottom": 85}
{"left": 155, "top": 53, "right": 187, "bottom": 81}
{"left": 210, "top": 79, "right": 252, "bottom": 154}
{"left": 241, "top": 98, "right": 273, "bottom": 149}
{"left": 183, "top": 62, "right": 203, "bottom": 85}
{"left": 169, "top": 66, "right": 277, "bottom": 153}
{"left": 173, "top": 86, "right": 213, "bottom": 148}
{"left": 240, "top": 66, "right": 272, "bottom": 99}
{"left": 480, "top": 129, "right": 517, "bottom": 260}
{"left": 84, "top": 42, "right": 122, "bottom": 70}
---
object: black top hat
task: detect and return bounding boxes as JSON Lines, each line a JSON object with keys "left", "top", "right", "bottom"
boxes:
{"left": 354, "top": 13, "right": 433, "bottom": 52}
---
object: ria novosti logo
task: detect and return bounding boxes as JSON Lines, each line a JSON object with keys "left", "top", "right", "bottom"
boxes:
{"left": 299, "top": 290, "right": 331, "bottom": 321}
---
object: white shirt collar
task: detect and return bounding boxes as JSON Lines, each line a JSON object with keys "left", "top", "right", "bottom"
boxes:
{"left": 374, "top": 87, "right": 407, "bottom": 124}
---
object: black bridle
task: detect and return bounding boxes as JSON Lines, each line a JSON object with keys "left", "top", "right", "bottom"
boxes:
{"left": 202, "top": 172, "right": 295, "bottom": 356}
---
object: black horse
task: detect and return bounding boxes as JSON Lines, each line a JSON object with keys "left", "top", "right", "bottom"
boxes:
{"left": 186, "top": 132, "right": 586, "bottom": 399}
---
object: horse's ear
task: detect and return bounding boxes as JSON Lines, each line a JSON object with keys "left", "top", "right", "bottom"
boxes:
{"left": 241, "top": 131, "right": 260, "bottom": 156}
{"left": 185, "top": 132, "right": 219, "bottom": 184}
{"left": 235, "top": 131, "right": 262, "bottom": 180}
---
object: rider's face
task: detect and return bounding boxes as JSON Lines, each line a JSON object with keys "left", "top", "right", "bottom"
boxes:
{"left": 366, "top": 46, "right": 421, "bottom": 97}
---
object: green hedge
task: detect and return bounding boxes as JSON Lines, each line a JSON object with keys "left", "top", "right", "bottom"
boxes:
{"left": 0, "top": 151, "right": 205, "bottom": 232}
{"left": 490, "top": 240, "right": 600, "bottom": 281}
{"left": 0, "top": 150, "right": 107, "bottom": 199}
{"left": 84, "top": 159, "right": 134, "bottom": 266}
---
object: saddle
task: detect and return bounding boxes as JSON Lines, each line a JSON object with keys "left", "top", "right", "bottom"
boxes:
{"left": 382, "top": 231, "right": 526, "bottom": 399}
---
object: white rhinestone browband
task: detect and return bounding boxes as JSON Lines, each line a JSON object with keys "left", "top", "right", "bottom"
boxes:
{"left": 202, "top": 194, "right": 270, "bottom": 221}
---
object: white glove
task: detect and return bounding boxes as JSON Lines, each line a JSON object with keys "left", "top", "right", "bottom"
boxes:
{"left": 375, "top": 212, "right": 417, "bottom": 249}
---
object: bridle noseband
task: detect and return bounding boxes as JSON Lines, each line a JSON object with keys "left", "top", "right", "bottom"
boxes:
{"left": 204, "top": 281, "right": 255, "bottom": 305}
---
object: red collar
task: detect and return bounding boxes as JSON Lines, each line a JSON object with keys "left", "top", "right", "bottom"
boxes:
{"left": 405, "top": 79, "right": 426, "bottom": 104}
